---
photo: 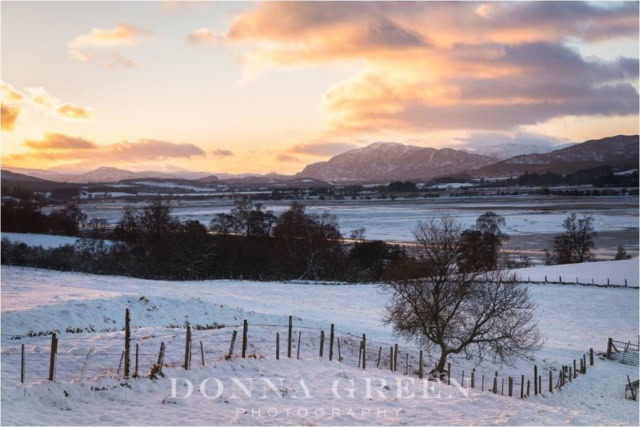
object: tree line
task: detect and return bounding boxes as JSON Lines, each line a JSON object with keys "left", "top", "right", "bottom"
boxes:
{"left": 1, "top": 199, "right": 521, "bottom": 282}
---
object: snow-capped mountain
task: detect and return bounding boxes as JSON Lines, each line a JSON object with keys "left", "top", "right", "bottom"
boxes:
{"left": 296, "top": 142, "right": 496, "bottom": 181}
{"left": 466, "top": 142, "right": 573, "bottom": 161}
{"left": 475, "top": 135, "right": 639, "bottom": 177}
{"left": 65, "top": 167, "right": 177, "bottom": 183}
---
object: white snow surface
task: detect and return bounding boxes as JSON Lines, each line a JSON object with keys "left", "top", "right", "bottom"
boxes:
{"left": 511, "top": 258, "right": 638, "bottom": 287}
{"left": 2, "top": 233, "right": 81, "bottom": 249}
{"left": 1, "top": 264, "right": 638, "bottom": 425}
{"left": 2, "top": 233, "right": 112, "bottom": 249}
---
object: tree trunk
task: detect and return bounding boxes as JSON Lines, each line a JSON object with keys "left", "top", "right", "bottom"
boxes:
{"left": 435, "top": 351, "right": 448, "bottom": 379}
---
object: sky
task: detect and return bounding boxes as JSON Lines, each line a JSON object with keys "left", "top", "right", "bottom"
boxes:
{"left": 1, "top": 1, "right": 639, "bottom": 175}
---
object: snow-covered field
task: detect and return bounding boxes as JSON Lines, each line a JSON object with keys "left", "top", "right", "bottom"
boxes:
{"left": 1, "top": 233, "right": 112, "bottom": 249}
{"left": 1, "top": 263, "right": 638, "bottom": 425}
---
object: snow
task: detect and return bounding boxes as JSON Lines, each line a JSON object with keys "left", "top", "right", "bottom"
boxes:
{"left": 2, "top": 233, "right": 82, "bottom": 249}
{"left": 75, "top": 196, "right": 639, "bottom": 242}
{"left": 511, "top": 258, "right": 639, "bottom": 287}
{"left": 1, "top": 233, "right": 112, "bottom": 249}
{"left": 1, "top": 263, "right": 638, "bottom": 425}
{"left": 428, "top": 182, "right": 475, "bottom": 189}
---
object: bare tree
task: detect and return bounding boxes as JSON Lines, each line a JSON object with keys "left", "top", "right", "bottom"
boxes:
{"left": 384, "top": 216, "right": 541, "bottom": 377}
{"left": 545, "top": 213, "right": 596, "bottom": 264}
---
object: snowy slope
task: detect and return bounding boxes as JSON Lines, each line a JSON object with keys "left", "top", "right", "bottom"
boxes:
{"left": 1, "top": 265, "right": 638, "bottom": 425}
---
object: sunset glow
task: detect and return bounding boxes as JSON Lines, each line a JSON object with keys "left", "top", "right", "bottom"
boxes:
{"left": 2, "top": 1, "right": 638, "bottom": 174}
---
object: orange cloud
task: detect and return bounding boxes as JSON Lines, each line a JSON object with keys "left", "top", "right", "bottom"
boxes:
{"left": 1, "top": 82, "right": 23, "bottom": 101}
{"left": 1, "top": 104, "right": 20, "bottom": 131}
{"left": 187, "top": 28, "right": 217, "bottom": 45}
{"left": 7, "top": 134, "right": 206, "bottom": 167}
{"left": 56, "top": 103, "right": 93, "bottom": 120}
{"left": 220, "top": 2, "right": 639, "bottom": 133}
{"left": 68, "top": 23, "right": 152, "bottom": 67}
{"left": 276, "top": 154, "right": 300, "bottom": 163}
{"left": 25, "top": 133, "right": 97, "bottom": 150}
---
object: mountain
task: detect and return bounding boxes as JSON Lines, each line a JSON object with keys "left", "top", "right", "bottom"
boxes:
{"left": 465, "top": 142, "right": 574, "bottom": 160}
{"left": 1, "top": 169, "right": 49, "bottom": 183}
{"left": 1, "top": 167, "right": 75, "bottom": 182}
{"left": 475, "top": 135, "right": 639, "bottom": 177}
{"left": 295, "top": 142, "right": 496, "bottom": 182}
{"left": 66, "top": 167, "right": 179, "bottom": 183}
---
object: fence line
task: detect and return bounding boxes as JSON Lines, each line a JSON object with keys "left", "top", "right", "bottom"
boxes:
{"left": 1, "top": 309, "right": 599, "bottom": 402}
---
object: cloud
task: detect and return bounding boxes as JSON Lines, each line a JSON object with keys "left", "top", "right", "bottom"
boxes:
{"left": 1, "top": 82, "right": 23, "bottom": 101}
{"left": 56, "top": 103, "right": 93, "bottom": 120}
{"left": 212, "top": 148, "right": 234, "bottom": 157}
{"left": 219, "top": 2, "right": 639, "bottom": 134}
{"left": 276, "top": 154, "right": 300, "bottom": 163}
{"left": 25, "top": 133, "right": 97, "bottom": 150}
{"left": 68, "top": 23, "right": 152, "bottom": 67}
{"left": 0, "top": 82, "right": 95, "bottom": 131}
{"left": 69, "top": 23, "right": 151, "bottom": 48}
{"left": 454, "top": 131, "right": 568, "bottom": 150}
{"left": 8, "top": 134, "right": 205, "bottom": 165}
{"left": 1, "top": 104, "right": 20, "bottom": 131}
{"left": 289, "top": 142, "right": 357, "bottom": 157}
{"left": 187, "top": 28, "right": 217, "bottom": 45}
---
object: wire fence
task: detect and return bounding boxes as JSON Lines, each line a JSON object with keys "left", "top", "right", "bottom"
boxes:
{"left": 1, "top": 315, "right": 598, "bottom": 401}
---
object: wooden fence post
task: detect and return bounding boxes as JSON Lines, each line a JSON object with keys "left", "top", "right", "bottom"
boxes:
{"left": 493, "top": 372, "right": 497, "bottom": 394}
{"left": 184, "top": 323, "right": 191, "bottom": 370}
{"left": 358, "top": 341, "right": 363, "bottom": 368}
{"left": 377, "top": 346, "right": 382, "bottom": 368}
{"left": 526, "top": 380, "right": 530, "bottom": 397}
{"left": 419, "top": 350, "right": 423, "bottom": 379}
{"left": 48, "top": 333, "right": 57, "bottom": 381}
{"left": 394, "top": 344, "right": 398, "bottom": 371}
{"left": 534, "top": 365, "right": 538, "bottom": 395}
{"left": 329, "top": 324, "right": 334, "bottom": 361}
{"left": 242, "top": 320, "right": 248, "bottom": 358}
{"left": 228, "top": 330, "right": 237, "bottom": 359}
{"left": 508, "top": 376, "right": 512, "bottom": 397}
{"left": 471, "top": 369, "right": 475, "bottom": 388}
{"left": 448, "top": 363, "right": 451, "bottom": 385}
{"left": 538, "top": 376, "right": 541, "bottom": 395}
{"left": 134, "top": 343, "right": 139, "bottom": 378}
{"left": 569, "top": 367, "right": 572, "bottom": 382}
{"left": 590, "top": 348, "right": 594, "bottom": 365}
{"left": 583, "top": 354, "right": 587, "bottom": 373}
{"left": 297, "top": 331, "right": 302, "bottom": 360}
{"left": 288, "top": 316, "right": 292, "bottom": 359}
{"left": 20, "top": 344, "right": 25, "bottom": 384}
{"left": 520, "top": 375, "right": 524, "bottom": 398}
{"left": 276, "top": 332, "right": 280, "bottom": 360}
{"left": 124, "top": 309, "right": 131, "bottom": 378}
{"left": 549, "top": 370, "right": 552, "bottom": 393}
{"left": 156, "top": 342, "right": 165, "bottom": 376}
{"left": 405, "top": 353, "right": 409, "bottom": 375}
{"left": 502, "top": 378, "right": 505, "bottom": 395}
{"left": 319, "top": 330, "right": 325, "bottom": 357}
{"left": 337, "top": 337, "right": 341, "bottom": 362}
{"left": 362, "top": 334, "right": 366, "bottom": 370}
{"left": 200, "top": 341, "right": 205, "bottom": 367}
{"left": 390, "top": 347, "right": 394, "bottom": 371}
{"left": 481, "top": 375, "right": 484, "bottom": 391}
{"left": 573, "top": 360, "right": 577, "bottom": 378}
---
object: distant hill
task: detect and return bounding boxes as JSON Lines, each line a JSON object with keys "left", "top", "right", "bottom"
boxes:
{"left": 474, "top": 135, "right": 639, "bottom": 177}
{"left": 295, "top": 142, "right": 496, "bottom": 182}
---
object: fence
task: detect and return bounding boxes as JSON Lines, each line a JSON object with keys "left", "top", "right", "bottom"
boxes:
{"left": 1, "top": 310, "right": 598, "bottom": 401}
{"left": 606, "top": 338, "right": 640, "bottom": 366}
